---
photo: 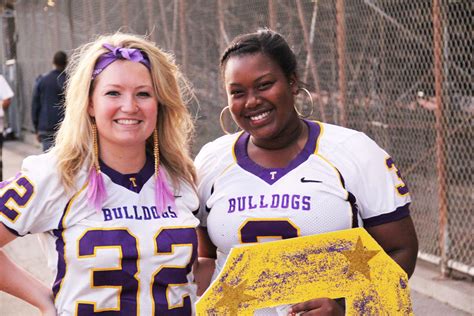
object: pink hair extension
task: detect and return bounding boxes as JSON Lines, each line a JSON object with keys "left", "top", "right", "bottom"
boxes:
{"left": 87, "top": 167, "right": 107, "bottom": 212}
{"left": 155, "top": 167, "right": 176, "bottom": 212}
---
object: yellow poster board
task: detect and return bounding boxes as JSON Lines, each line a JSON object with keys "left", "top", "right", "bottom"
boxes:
{"left": 196, "top": 228, "right": 413, "bottom": 315}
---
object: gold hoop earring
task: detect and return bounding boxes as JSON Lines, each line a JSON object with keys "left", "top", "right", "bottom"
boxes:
{"left": 153, "top": 127, "right": 175, "bottom": 211}
{"left": 219, "top": 106, "right": 238, "bottom": 135}
{"left": 87, "top": 121, "right": 107, "bottom": 211}
{"left": 154, "top": 128, "right": 159, "bottom": 177}
{"left": 92, "top": 122, "right": 100, "bottom": 172}
{"left": 294, "top": 88, "right": 314, "bottom": 118}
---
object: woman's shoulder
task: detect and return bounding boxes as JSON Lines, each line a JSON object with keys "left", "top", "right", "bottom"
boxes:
{"left": 201, "top": 132, "right": 241, "bottom": 151}
{"left": 21, "top": 151, "right": 87, "bottom": 187}
{"left": 318, "top": 121, "right": 362, "bottom": 142}
{"left": 17, "top": 153, "right": 66, "bottom": 195}
{"left": 2, "top": 153, "right": 82, "bottom": 235}
{"left": 314, "top": 121, "right": 377, "bottom": 152}
{"left": 194, "top": 133, "right": 242, "bottom": 180}
{"left": 21, "top": 151, "right": 58, "bottom": 174}
{"left": 314, "top": 121, "right": 388, "bottom": 170}
{"left": 195, "top": 133, "right": 241, "bottom": 162}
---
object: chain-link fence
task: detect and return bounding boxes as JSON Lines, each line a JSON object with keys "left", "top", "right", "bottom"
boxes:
{"left": 2, "top": 0, "right": 472, "bottom": 279}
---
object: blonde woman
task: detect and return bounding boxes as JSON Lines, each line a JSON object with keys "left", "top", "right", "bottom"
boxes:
{"left": 0, "top": 32, "right": 199, "bottom": 315}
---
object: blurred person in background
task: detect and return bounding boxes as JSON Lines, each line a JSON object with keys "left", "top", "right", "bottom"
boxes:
{"left": 31, "top": 51, "right": 68, "bottom": 152}
{"left": 0, "top": 73, "right": 14, "bottom": 180}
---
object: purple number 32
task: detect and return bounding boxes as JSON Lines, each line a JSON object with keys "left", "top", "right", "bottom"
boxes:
{"left": 77, "top": 227, "right": 197, "bottom": 315}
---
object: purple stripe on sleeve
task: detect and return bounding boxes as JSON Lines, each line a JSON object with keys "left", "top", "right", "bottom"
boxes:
{"left": 51, "top": 200, "right": 71, "bottom": 299}
{"left": 362, "top": 203, "right": 411, "bottom": 227}
{"left": 52, "top": 229, "right": 66, "bottom": 299}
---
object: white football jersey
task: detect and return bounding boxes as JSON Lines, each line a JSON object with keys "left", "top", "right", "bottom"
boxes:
{"left": 0, "top": 152, "right": 200, "bottom": 315}
{"left": 195, "top": 120, "right": 411, "bottom": 279}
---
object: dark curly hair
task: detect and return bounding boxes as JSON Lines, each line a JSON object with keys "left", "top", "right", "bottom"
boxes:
{"left": 220, "top": 28, "right": 298, "bottom": 81}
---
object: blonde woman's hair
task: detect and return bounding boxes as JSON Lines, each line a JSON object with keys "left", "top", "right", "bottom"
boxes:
{"left": 53, "top": 32, "right": 196, "bottom": 192}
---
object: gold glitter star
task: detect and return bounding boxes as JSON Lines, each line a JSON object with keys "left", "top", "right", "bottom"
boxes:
{"left": 341, "top": 236, "right": 380, "bottom": 280}
{"left": 214, "top": 279, "right": 257, "bottom": 315}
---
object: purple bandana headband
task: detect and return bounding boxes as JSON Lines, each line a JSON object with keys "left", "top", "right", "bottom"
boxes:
{"left": 92, "top": 43, "right": 151, "bottom": 79}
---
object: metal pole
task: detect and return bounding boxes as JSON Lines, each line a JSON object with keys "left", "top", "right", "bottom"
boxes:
{"left": 295, "top": 0, "right": 326, "bottom": 122}
{"left": 179, "top": 0, "right": 187, "bottom": 73}
{"left": 82, "top": 1, "right": 90, "bottom": 39}
{"left": 100, "top": 0, "right": 107, "bottom": 33}
{"left": 53, "top": 2, "right": 60, "bottom": 49}
{"left": 432, "top": 0, "right": 448, "bottom": 277}
{"left": 66, "top": 0, "right": 75, "bottom": 48}
{"left": 0, "top": 10, "right": 5, "bottom": 66}
{"left": 158, "top": 0, "right": 171, "bottom": 48}
{"left": 268, "top": 0, "right": 276, "bottom": 30}
{"left": 121, "top": 0, "right": 129, "bottom": 28}
{"left": 217, "top": 0, "right": 229, "bottom": 53}
{"left": 336, "top": 0, "right": 347, "bottom": 126}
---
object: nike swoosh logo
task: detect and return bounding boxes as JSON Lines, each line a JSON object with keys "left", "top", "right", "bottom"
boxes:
{"left": 300, "top": 177, "right": 322, "bottom": 183}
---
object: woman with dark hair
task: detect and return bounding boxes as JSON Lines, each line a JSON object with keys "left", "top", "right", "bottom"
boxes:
{"left": 195, "top": 29, "right": 418, "bottom": 315}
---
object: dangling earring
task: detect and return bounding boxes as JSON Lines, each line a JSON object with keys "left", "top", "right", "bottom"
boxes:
{"left": 153, "top": 128, "right": 175, "bottom": 211}
{"left": 87, "top": 122, "right": 107, "bottom": 211}
{"left": 294, "top": 88, "right": 314, "bottom": 118}
{"left": 219, "top": 106, "right": 239, "bottom": 135}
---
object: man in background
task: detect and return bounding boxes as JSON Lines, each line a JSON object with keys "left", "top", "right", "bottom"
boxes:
{"left": 0, "top": 73, "right": 14, "bottom": 180}
{"left": 31, "top": 50, "right": 67, "bottom": 151}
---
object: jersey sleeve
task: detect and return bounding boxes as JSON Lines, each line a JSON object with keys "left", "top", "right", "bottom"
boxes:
{"left": 194, "top": 141, "right": 219, "bottom": 227}
{"left": 320, "top": 127, "right": 411, "bottom": 227}
{"left": 0, "top": 75, "right": 14, "bottom": 100}
{"left": 0, "top": 153, "right": 70, "bottom": 236}
{"left": 174, "top": 173, "right": 200, "bottom": 218}
{"left": 194, "top": 134, "right": 239, "bottom": 227}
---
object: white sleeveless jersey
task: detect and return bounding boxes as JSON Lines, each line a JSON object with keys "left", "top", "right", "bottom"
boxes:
{"left": 195, "top": 120, "right": 411, "bottom": 279}
{"left": 0, "top": 152, "right": 199, "bottom": 315}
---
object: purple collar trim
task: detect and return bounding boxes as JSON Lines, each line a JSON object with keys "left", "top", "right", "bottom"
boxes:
{"left": 233, "top": 120, "right": 321, "bottom": 185}
{"left": 92, "top": 43, "right": 151, "bottom": 79}
{"left": 99, "top": 155, "right": 154, "bottom": 193}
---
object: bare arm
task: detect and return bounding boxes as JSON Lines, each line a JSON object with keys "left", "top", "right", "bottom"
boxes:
{"left": 366, "top": 215, "right": 418, "bottom": 278}
{"left": 0, "top": 224, "right": 56, "bottom": 315}
{"left": 193, "top": 227, "right": 217, "bottom": 296}
{"left": 2, "top": 97, "right": 11, "bottom": 109}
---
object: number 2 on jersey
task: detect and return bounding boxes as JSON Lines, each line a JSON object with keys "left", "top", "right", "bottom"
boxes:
{"left": 239, "top": 219, "right": 300, "bottom": 243}
{"left": 77, "top": 227, "right": 196, "bottom": 315}
{"left": 0, "top": 175, "right": 35, "bottom": 222}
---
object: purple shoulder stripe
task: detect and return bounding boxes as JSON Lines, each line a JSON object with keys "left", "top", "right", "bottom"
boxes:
{"left": 362, "top": 203, "right": 411, "bottom": 227}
